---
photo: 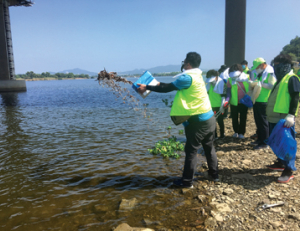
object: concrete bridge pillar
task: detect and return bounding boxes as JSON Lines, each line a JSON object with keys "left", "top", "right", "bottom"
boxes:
{"left": 0, "top": 0, "right": 26, "bottom": 92}
{"left": 225, "top": 0, "right": 246, "bottom": 67}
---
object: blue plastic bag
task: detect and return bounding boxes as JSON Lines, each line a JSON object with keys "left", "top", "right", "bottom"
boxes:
{"left": 239, "top": 94, "right": 253, "bottom": 108}
{"left": 267, "top": 119, "right": 297, "bottom": 171}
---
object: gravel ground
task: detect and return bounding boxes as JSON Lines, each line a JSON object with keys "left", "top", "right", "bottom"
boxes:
{"left": 195, "top": 109, "right": 300, "bottom": 230}
{"left": 114, "top": 110, "right": 300, "bottom": 231}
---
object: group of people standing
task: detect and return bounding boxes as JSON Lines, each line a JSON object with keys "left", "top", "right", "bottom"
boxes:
{"left": 137, "top": 52, "right": 299, "bottom": 189}
{"left": 206, "top": 54, "right": 300, "bottom": 183}
{"left": 206, "top": 58, "right": 277, "bottom": 150}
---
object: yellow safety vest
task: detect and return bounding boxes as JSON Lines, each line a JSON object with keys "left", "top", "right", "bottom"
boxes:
{"left": 243, "top": 67, "right": 249, "bottom": 74}
{"left": 274, "top": 70, "right": 300, "bottom": 116}
{"left": 253, "top": 72, "right": 272, "bottom": 102}
{"left": 170, "top": 72, "right": 211, "bottom": 116}
{"left": 208, "top": 84, "right": 222, "bottom": 107}
{"left": 229, "top": 78, "right": 249, "bottom": 106}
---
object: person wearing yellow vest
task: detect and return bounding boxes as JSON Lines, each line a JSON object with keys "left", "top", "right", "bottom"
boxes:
{"left": 137, "top": 52, "right": 219, "bottom": 188}
{"left": 250, "top": 58, "right": 277, "bottom": 150}
{"left": 241, "top": 60, "right": 252, "bottom": 76}
{"left": 241, "top": 60, "right": 255, "bottom": 82}
{"left": 206, "top": 69, "right": 226, "bottom": 139}
{"left": 218, "top": 65, "right": 230, "bottom": 118}
{"left": 224, "top": 64, "right": 250, "bottom": 139}
{"left": 266, "top": 54, "right": 300, "bottom": 183}
{"left": 292, "top": 61, "right": 299, "bottom": 76}
{"left": 294, "top": 64, "right": 300, "bottom": 77}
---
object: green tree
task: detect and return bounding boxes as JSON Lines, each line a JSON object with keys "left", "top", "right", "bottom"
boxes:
{"left": 26, "top": 71, "right": 36, "bottom": 79}
{"left": 56, "top": 73, "right": 64, "bottom": 78}
{"left": 281, "top": 36, "right": 300, "bottom": 62}
{"left": 67, "top": 73, "right": 74, "bottom": 78}
{"left": 41, "top": 72, "right": 51, "bottom": 77}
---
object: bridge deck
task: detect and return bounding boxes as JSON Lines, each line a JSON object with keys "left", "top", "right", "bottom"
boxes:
{"left": 8, "top": 0, "right": 33, "bottom": 7}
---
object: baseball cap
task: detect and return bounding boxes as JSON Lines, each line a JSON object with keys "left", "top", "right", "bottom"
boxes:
{"left": 251, "top": 57, "right": 266, "bottom": 70}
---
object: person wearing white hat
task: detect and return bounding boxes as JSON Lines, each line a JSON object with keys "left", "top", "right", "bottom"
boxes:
{"left": 206, "top": 69, "right": 226, "bottom": 139}
{"left": 250, "top": 57, "right": 277, "bottom": 150}
{"left": 224, "top": 64, "right": 250, "bottom": 139}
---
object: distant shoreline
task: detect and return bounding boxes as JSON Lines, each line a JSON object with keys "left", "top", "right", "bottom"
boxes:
{"left": 16, "top": 78, "right": 90, "bottom": 81}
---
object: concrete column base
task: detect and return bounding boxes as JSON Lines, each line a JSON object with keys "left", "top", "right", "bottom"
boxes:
{"left": 0, "top": 80, "right": 26, "bottom": 92}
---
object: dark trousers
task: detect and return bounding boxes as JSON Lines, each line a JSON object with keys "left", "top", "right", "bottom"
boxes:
{"left": 212, "top": 107, "right": 224, "bottom": 137}
{"left": 253, "top": 102, "right": 269, "bottom": 144}
{"left": 183, "top": 116, "right": 218, "bottom": 184}
{"left": 230, "top": 104, "right": 248, "bottom": 135}
{"left": 223, "top": 107, "right": 229, "bottom": 118}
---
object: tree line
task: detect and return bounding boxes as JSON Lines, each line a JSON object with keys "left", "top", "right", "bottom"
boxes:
{"left": 281, "top": 36, "right": 300, "bottom": 62}
{"left": 15, "top": 71, "right": 92, "bottom": 79}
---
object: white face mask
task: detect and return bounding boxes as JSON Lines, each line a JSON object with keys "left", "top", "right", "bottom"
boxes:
{"left": 256, "top": 68, "right": 263, "bottom": 74}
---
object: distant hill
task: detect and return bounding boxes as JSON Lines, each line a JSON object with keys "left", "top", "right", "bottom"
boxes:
{"left": 49, "top": 65, "right": 212, "bottom": 77}
{"left": 118, "top": 65, "right": 212, "bottom": 75}
{"left": 52, "top": 68, "right": 98, "bottom": 76}
{"left": 118, "top": 65, "right": 181, "bottom": 75}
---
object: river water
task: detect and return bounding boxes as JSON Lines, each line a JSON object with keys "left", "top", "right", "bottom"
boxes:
{"left": 0, "top": 78, "right": 208, "bottom": 230}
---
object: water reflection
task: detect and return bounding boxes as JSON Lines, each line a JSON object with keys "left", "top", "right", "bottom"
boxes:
{"left": 0, "top": 92, "right": 26, "bottom": 139}
{"left": 0, "top": 92, "right": 19, "bottom": 106}
{"left": 0, "top": 92, "right": 29, "bottom": 173}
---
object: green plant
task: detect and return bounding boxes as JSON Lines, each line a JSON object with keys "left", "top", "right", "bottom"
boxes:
{"left": 178, "top": 129, "right": 184, "bottom": 135}
{"left": 162, "top": 99, "right": 173, "bottom": 108}
{"left": 166, "top": 126, "right": 172, "bottom": 136}
{"left": 148, "top": 136, "right": 184, "bottom": 159}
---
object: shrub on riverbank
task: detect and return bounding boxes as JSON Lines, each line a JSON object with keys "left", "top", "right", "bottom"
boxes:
{"left": 148, "top": 136, "right": 184, "bottom": 159}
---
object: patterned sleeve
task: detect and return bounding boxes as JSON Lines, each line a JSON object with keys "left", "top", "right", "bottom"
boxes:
{"left": 222, "top": 81, "right": 227, "bottom": 95}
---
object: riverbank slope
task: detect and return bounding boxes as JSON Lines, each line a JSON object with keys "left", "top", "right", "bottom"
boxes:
{"left": 194, "top": 109, "right": 300, "bottom": 230}
{"left": 115, "top": 109, "right": 300, "bottom": 230}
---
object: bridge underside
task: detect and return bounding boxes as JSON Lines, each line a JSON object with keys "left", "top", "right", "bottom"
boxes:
{"left": 0, "top": 0, "right": 26, "bottom": 92}
{"left": 8, "top": 0, "right": 33, "bottom": 7}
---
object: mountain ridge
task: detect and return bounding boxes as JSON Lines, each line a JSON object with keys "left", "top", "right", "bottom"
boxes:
{"left": 49, "top": 65, "right": 211, "bottom": 76}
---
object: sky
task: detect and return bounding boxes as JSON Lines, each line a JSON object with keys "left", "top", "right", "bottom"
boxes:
{"left": 8, "top": 0, "right": 300, "bottom": 74}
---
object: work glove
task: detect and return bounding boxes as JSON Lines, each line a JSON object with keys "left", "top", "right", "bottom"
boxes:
{"left": 257, "top": 81, "right": 262, "bottom": 87}
{"left": 284, "top": 114, "right": 295, "bottom": 128}
{"left": 219, "top": 97, "right": 225, "bottom": 113}
{"left": 223, "top": 101, "right": 229, "bottom": 109}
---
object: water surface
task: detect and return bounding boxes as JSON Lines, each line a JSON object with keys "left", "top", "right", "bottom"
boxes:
{"left": 0, "top": 78, "right": 204, "bottom": 230}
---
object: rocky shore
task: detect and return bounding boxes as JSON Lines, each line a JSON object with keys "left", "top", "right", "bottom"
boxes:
{"left": 113, "top": 110, "right": 300, "bottom": 231}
